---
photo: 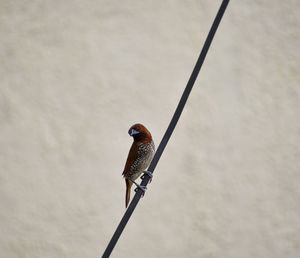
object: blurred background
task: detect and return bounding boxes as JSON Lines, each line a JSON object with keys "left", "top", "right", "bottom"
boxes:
{"left": 1, "top": 0, "right": 300, "bottom": 257}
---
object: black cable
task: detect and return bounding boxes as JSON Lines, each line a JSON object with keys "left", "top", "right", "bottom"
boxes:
{"left": 102, "top": 1, "right": 230, "bottom": 257}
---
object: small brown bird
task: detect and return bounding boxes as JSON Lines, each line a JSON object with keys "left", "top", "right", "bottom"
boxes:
{"left": 122, "top": 123, "right": 155, "bottom": 207}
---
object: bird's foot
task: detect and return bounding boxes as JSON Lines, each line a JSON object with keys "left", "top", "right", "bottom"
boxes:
{"left": 129, "top": 179, "right": 147, "bottom": 196}
{"left": 141, "top": 170, "right": 153, "bottom": 183}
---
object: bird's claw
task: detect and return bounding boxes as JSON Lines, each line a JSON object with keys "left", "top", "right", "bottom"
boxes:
{"left": 129, "top": 179, "right": 147, "bottom": 196}
{"left": 134, "top": 184, "right": 147, "bottom": 196}
{"left": 141, "top": 170, "right": 153, "bottom": 183}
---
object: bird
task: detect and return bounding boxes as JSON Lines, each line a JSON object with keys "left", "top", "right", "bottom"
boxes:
{"left": 122, "top": 123, "right": 155, "bottom": 208}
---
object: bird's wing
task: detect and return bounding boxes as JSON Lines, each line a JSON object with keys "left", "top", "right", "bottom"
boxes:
{"left": 122, "top": 142, "right": 139, "bottom": 176}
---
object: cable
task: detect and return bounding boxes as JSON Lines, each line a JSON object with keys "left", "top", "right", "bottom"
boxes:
{"left": 102, "top": 1, "right": 230, "bottom": 257}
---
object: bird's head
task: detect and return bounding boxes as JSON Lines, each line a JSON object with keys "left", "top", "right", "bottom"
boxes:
{"left": 128, "top": 123, "right": 152, "bottom": 143}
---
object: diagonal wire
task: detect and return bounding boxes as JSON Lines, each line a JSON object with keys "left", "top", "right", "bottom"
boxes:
{"left": 102, "top": 1, "right": 230, "bottom": 257}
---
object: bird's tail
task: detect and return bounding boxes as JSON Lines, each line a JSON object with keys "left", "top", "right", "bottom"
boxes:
{"left": 125, "top": 179, "right": 132, "bottom": 208}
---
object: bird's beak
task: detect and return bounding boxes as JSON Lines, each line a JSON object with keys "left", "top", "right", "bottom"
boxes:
{"left": 128, "top": 128, "right": 139, "bottom": 136}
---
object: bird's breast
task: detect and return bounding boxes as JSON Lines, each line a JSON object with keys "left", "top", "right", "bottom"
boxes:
{"left": 126, "top": 141, "right": 155, "bottom": 180}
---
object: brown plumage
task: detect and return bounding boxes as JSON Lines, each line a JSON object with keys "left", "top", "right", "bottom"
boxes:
{"left": 122, "top": 123, "right": 155, "bottom": 207}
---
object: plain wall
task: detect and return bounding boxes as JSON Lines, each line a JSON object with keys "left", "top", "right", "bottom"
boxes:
{"left": 1, "top": 1, "right": 299, "bottom": 257}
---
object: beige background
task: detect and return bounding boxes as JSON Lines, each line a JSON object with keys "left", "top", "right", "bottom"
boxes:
{"left": 1, "top": 1, "right": 300, "bottom": 257}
